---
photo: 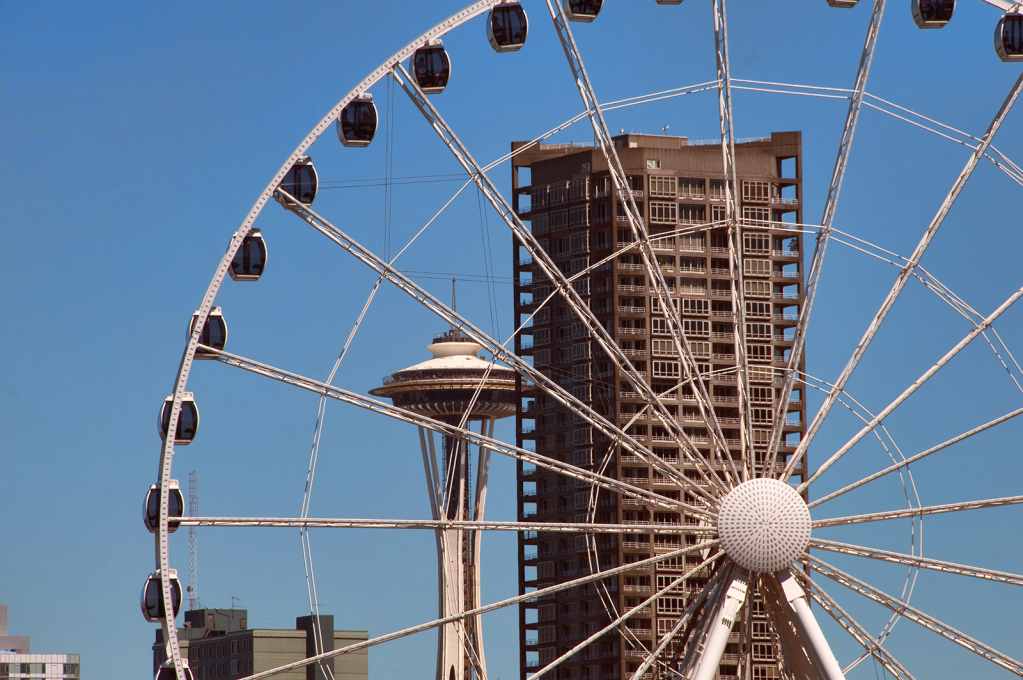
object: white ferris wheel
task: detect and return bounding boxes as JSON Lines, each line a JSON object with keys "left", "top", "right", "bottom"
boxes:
{"left": 146, "top": 2, "right": 1023, "bottom": 680}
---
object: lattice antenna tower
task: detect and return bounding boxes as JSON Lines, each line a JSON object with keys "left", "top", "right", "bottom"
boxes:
{"left": 188, "top": 470, "right": 201, "bottom": 611}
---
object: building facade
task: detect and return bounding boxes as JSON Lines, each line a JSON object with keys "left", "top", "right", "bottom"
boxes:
{"left": 0, "top": 606, "right": 80, "bottom": 680}
{"left": 510, "top": 133, "right": 808, "bottom": 680}
{"left": 153, "top": 609, "right": 368, "bottom": 680}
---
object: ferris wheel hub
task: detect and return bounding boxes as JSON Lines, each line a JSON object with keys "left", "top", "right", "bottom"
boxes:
{"left": 717, "top": 478, "right": 811, "bottom": 573}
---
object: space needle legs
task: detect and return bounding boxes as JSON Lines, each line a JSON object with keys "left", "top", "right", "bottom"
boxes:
{"left": 419, "top": 419, "right": 494, "bottom": 680}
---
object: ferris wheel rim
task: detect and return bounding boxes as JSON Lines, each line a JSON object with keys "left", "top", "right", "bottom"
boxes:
{"left": 152, "top": 2, "right": 1023, "bottom": 680}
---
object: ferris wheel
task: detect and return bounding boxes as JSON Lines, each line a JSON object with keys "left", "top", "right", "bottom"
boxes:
{"left": 145, "top": 1, "right": 1023, "bottom": 680}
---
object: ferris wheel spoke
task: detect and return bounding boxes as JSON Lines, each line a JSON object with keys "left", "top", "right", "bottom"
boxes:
{"left": 273, "top": 193, "right": 717, "bottom": 500}
{"left": 809, "top": 538, "right": 1023, "bottom": 586}
{"left": 202, "top": 344, "right": 706, "bottom": 515}
{"left": 809, "top": 404, "right": 1023, "bottom": 509}
{"left": 543, "top": 0, "right": 741, "bottom": 485}
{"left": 176, "top": 516, "right": 716, "bottom": 535}
{"left": 786, "top": 67, "right": 1023, "bottom": 484}
{"left": 531, "top": 552, "right": 721, "bottom": 680}
{"left": 797, "top": 283, "right": 1023, "bottom": 494}
{"left": 241, "top": 542, "right": 718, "bottom": 680}
{"left": 622, "top": 554, "right": 725, "bottom": 680}
{"left": 812, "top": 494, "right": 1023, "bottom": 529}
{"left": 790, "top": 568, "right": 917, "bottom": 680}
{"left": 773, "top": 0, "right": 887, "bottom": 483}
{"left": 805, "top": 555, "right": 1023, "bottom": 676}
{"left": 388, "top": 63, "right": 735, "bottom": 496}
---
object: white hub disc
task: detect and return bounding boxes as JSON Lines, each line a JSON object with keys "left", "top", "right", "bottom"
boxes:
{"left": 717, "top": 478, "right": 811, "bottom": 573}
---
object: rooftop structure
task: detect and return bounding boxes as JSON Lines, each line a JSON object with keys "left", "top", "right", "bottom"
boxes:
{"left": 0, "top": 606, "right": 79, "bottom": 680}
{"left": 153, "top": 609, "right": 368, "bottom": 680}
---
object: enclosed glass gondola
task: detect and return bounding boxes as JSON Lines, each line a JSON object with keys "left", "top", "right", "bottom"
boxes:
{"left": 159, "top": 393, "right": 199, "bottom": 445}
{"left": 826, "top": 0, "right": 858, "bottom": 7}
{"left": 413, "top": 40, "right": 451, "bottom": 95}
{"left": 337, "top": 94, "right": 377, "bottom": 148}
{"left": 912, "top": 0, "right": 955, "bottom": 28}
{"left": 564, "top": 0, "right": 602, "bottom": 22}
{"left": 995, "top": 13, "right": 1023, "bottom": 62}
{"left": 229, "top": 229, "right": 267, "bottom": 282}
{"left": 487, "top": 2, "right": 528, "bottom": 53}
{"left": 189, "top": 307, "right": 227, "bottom": 358}
{"left": 655, "top": 0, "right": 684, "bottom": 4}
{"left": 274, "top": 156, "right": 318, "bottom": 208}
{"left": 144, "top": 481, "right": 184, "bottom": 533}
{"left": 140, "top": 569, "right": 182, "bottom": 623}
{"left": 156, "top": 662, "right": 194, "bottom": 680}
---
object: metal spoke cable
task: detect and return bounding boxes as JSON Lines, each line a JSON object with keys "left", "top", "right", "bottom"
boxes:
{"left": 769, "top": 0, "right": 889, "bottom": 480}
{"left": 242, "top": 542, "right": 719, "bottom": 680}
{"left": 785, "top": 66, "right": 1023, "bottom": 484}
{"left": 797, "top": 282, "right": 1023, "bottom": 494}
{"left": 806, "top": 555, "right": 1023, "bottom": 676}
{"left": 790, "top": 568, "right": 917, "bottom": 680}
{"left": 813, "top": 494, "right": 1023, "bottom": 528}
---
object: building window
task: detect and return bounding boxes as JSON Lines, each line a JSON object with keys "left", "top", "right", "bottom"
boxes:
{"left": 678, "top": 204, "right": 706, "bottom": 225}
{"left": 649, "top": 201, "right": 677, "bottom": 224}
{"left": 678, "top": 232, "right": 706, "bottom": 252}
{"left": 550, "top": 182, "right": 569, "bottom": 205}
{"left": 745, "top": 323, "right": 772, "bottom": 340}
{"left": 682, "top": 298, "right": 709, "bottom": 315}
{"left": 742, "top": 206, "right": 771, "bottom": 227}
{"left": 744, "top": 259, "right": 772, "bottom": 277}
{"left": 682, "top": 319, "right": 710, "bottom": 337}
{"left": 532, "top": 211, "right": 549, "bottom": 234}
{"left": 745, "top": 301, "right": 771, "bottom": 318}
{"left": 646, "top": 159, "right": 661, "bottom": 169}
{"left": 594, "top": 176, "right": 612, "bottom": 198}
{"left": 569, "top": 177, "right": 589, "bottom": 201}
{"left": 569, "top": 205, "right": 589, "bottom": 228}
{"left": 742, "top": 180, "right": 771, "bottom": 203}
{"left": 744, "top": 280, "right": 771, "bottom": 298}
{"left": 550, "top": 209, "right": 569, "bottom": 231}
{"left": 743, "top": 233, "right": 771, "bottom": 255}
{"left": 652, "top": 361, "right": 680, "bottom": 378}
{"left": 648, "top": 176, "right": 676, "bottom": 197}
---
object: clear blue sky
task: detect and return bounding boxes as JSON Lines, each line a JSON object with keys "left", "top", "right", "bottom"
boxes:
{"left": 1, "top": 2, "right": 1021, "bottom": 679}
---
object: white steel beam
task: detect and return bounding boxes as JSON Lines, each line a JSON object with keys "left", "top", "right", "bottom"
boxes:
{"left": 807, "top": 556, "right": 1023, "bottom": 676}
{"left": 205, "top": 345, "right": 711, "bottom": 517}
{"left": 798, "top": 283, "right": 1023, "bottom": 493}
{"left": 178, "top": 517, "right": 716, "bottom": 535}
{"left": 769, "top": 0, "right": 886, "bottom": 478}
{"left": 808, "top": 405, "right": 1023, "bottom": 508}
{"left": 542, "top": 0, "right": 740, "bottom": 484}
{"left": 810, "top": 538, "right": 1023, "bottom": 586}
{"left": 790, "top": 569, "right": 916, "bottom": 680}
{"left": 785, "top": 66, "right": 1023, "bottom": 484}
{"left": 273, "top": 188, "right": 721, "bottom": 507}
{"left": 241, "top": 542, "right": 718, "bottom": 680}
{"left": 689, "top": 568, "right": 749, "bottom": 680}
{"left": 775, "top": 570, "right": 847, "bottom": 680}
{"left": 812, "top": 494, "right": 1023, "bottom": 528}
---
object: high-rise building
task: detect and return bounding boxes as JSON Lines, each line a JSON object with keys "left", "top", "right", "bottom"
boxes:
{"left": 153, "top": 609, "right": 368, "bottom": 680}
{"left": 0, "top": 605, "right": 80, "bottom": 680}
{"left": 510, "top": 133, "right": 807, "bottom": 680}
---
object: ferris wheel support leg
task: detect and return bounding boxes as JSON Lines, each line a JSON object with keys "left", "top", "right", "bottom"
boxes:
{"left": 689, "top": 569, "right": 749, "bottom": 680}
{"left": 777, "top": 571, "right": 846, "bottom": 680}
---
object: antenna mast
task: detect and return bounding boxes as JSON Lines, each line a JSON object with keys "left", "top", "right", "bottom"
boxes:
{"left": 188, "top": 470, "right": 201, "bottom": 611}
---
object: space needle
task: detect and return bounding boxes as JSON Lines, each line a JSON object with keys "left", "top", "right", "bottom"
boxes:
{"left": 371, "top": 325, "right": 516, "bottom": 680}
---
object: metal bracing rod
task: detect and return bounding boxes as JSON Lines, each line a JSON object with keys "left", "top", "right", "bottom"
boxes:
{"left": 204, "top": 346, "right": 712, "bottom": 517}
{"left": 624, "top": 560, "right": 727, "bottom": 680}
{"left": 177, "top": 517, "right": 717, "bottom": 535}
{"left": 712, "top": 0, "right": 754, "bottom": 479}
{"left": 273, "top": 195, "right": 719, "bottom": 507}
{"left": 810, "top": 405, "right": 1023, "bottom": 509}
{"left": 809, "top": 538, "right": 1023, "bottom": 586}
{"left": 532, "top": 553, "right": 722, "bottom": 680}
{"left": 384, "top": 70, "right": 731, "bottom": 499}
{"left": 768, "top": 0, "right": 887, "bottom": 479}
{"left": 790, "top": 568, "right": 917, "bottom": 680}
{"left": 387, "top": 69, "right": 729, "bottom": 501}
{"left": 242, "top": 541, "right": 717, "bottom": 680}
{"left": 806, "top": 555, "right": 1023, "bottom": 676}
{"left": 813, "top": 494, "right": 1023, "bottom": 529}
{"left": 785, "top": 66, "right": 1023, "bottom": 484}
{"left": 542, "top": 0, "right": 740, "bottom": 485}
{"left": 797, "top": 282, "right": 1023, "bottom": 493}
